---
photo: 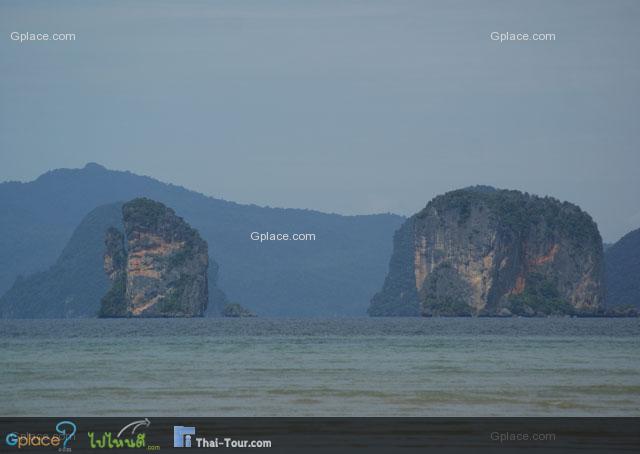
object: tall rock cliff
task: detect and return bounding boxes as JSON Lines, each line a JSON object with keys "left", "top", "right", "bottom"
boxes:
{"left": 100, "top": 198, "right": 209, "bottom": 317}
{"left": 369, "top": 187, "right": 604, "bottom": 317}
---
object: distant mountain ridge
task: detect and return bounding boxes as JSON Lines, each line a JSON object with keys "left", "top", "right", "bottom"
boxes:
{"left": 0, "top": 203, "right": 122, "bottom": 318}
{"left": 0, "top": 163, "right": 404, "bottom": 317}
{"left": 605, "top": 228, "right": 640, "bottom": 309}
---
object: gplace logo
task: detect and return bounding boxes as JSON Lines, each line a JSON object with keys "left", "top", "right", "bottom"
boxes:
{"left": 5, "top": 420, "right": 77, "bottom": 450}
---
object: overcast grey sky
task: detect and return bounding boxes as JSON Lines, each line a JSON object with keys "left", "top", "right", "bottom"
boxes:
{"left": 1, "top": 0, "right": 638, "bottom": 242}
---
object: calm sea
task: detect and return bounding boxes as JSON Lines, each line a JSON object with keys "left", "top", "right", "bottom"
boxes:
{"left": 0, "top": 318, "right": 638, "bottom": 416}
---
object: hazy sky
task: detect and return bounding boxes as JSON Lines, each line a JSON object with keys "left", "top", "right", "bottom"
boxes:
{"left": 1, "top": 0, "right": 638, "bottom": 242}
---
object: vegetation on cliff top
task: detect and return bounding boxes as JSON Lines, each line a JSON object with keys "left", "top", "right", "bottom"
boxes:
{"left": 422, "top": 186, "right": 601, "bottom": 250}
{"left": 123, "top": 197, "right": 202, "bottom": 249}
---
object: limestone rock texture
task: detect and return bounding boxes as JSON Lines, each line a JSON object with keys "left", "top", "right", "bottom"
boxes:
{"left": 369, "top": 187, "right": 604, "bottom": 317}
{"left": 100, "top": 198, "right": 208, "bottom": 317}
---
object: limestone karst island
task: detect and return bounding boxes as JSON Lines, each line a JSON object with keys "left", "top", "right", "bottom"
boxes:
{"left": 99, "top": 198, "right": 210, "bottom": 317}
{"left": 369, "top": 186, "right": 608, "bottom": 317}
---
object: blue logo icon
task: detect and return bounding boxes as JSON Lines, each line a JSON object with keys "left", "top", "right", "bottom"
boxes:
{"left": 56, "top": 420, "right": 77, "bottom": 450}
{"left": 5, "top": 433, "right": 18, "bottom": 446}
{"left": 173, "top": 426, "right": 196, "bottom": 448}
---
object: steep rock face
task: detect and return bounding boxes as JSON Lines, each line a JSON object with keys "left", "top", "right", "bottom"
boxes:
{"left": 100, "top": 198, "right": 209, "bottom": 317}
{"left": 370, "top": 187, "right": 604, "bottom": 316}
{"left": 104, "top": 227, "right": 126, "bottom": 283}
{"left": 100, "top": 227, "right": 127, "bottom": 317}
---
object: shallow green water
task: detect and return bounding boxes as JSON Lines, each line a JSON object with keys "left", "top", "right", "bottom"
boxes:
{"left": 0, "top": 318, "right": 638, "bottom": 416}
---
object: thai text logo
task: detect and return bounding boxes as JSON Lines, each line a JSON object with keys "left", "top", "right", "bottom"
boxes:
{"left": 88, "top": 419, "right": 158, "bottom": 450}
{"left": 88, "top": 432, "right": 147, "bottom": 449}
